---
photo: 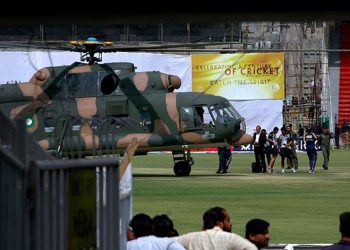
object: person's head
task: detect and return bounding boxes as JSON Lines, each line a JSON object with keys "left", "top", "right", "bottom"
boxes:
{"left": 273, "top": 127, "right": 279, "bottom": 134}
{"left": 281, "top": 127, "right": 287, "bottom": 135}
{"left": 339, "top": 211, "right": 350, "bottom": 238}
{"left": 256, "top": 125, "right": 261, "bottom": 133}
{"left": 245, "top": 218, "right": 270, "bottom": 249}
{"left": 306, "top": 127, "right": 311, "bottom": 133}
{"left": 210, "top": 207, "right": 232, "bottom": 232}
{"left": 286, "top": 125, "right": 291, "bottom": 133}
{"left": 128, "top": 213, "right": 153, "bottom": 240}
{"left": 153, "top": 214, "right": 178, "bottom": 237}
{"left": 202, "top": 206, "right": 232, "bottom": 232}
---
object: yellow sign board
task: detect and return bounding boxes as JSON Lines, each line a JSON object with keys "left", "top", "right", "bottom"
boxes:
{"left": 192, "top": 53, "right": 284, "bottom": 100}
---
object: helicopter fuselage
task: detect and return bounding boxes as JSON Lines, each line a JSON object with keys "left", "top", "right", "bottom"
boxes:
{"left": 0, "top": 62, "right": 252, "bottom": 158}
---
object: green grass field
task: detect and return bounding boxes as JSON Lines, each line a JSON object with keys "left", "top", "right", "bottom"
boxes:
{"left": 130, "top": 150, "right": 350, "bottom": 244}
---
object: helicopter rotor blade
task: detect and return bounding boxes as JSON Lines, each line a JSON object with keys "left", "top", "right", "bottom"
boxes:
{"left": 0, "top": 41, "right": 73, "bottom": 51}
{"left": 0, "top": 40, "right": 242, "bottom": 53}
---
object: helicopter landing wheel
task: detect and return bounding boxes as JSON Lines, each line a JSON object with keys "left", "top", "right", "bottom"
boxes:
{"left": 173, "top": 161, "right": 191, "bottom": 176}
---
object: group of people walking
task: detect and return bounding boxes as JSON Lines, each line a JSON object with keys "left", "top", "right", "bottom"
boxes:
{"left": 253, "top": 124, "right": 298, "bottom": 174}
{"left": 252, "top": 122, "right": 337, "bottom": 174}
{"left": 216, "top": 119, "right": 347, "bottom": 175}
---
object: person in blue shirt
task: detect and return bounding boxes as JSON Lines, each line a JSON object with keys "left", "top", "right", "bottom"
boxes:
{"left": 304, "top": 127, "right": 318, "bottom": 174}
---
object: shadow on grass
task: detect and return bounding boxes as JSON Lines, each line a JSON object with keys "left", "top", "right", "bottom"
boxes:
{"left": 133, "top": 173, "right": 247, "bottom": 178}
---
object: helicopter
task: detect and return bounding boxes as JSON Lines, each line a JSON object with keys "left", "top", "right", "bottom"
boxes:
{"left": 0, "top": 37, "right": 253, "bottom": 176}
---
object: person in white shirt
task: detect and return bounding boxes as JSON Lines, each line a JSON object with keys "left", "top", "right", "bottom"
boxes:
{"left": 278, "top": 126, "right": 296, "bottom": 173}
{"left": 175, "top": 207, "right": 257, "bottom": 250}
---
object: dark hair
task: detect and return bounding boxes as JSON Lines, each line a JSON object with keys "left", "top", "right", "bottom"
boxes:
{"left": 203, "top": 207, "right": 225, "bottom": 230}
{"left": 153, "top": 214, "right": 178, "bottom": 237}
{"left": 129, "top": 213, "right": 153, "bottom": 238}
{"left": 339, "top": 211, "right": 350, "bottom": 237}
{"left": 245, "top": 218, "right": 270, "bottom": 238}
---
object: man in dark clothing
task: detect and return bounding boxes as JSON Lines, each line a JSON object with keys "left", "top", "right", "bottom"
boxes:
{"left": 298, "top": 124, "right": 304, "bottom": 137}
{"left": 216, "top": 145, "right": 232, "bottom": 174}
{"left": 335, "top": 123, "right": 341, "bottom": 149}
{"left": 324, "top": 211, "right": 350, "bottom": 250}
{"left": 287, "top": 124, "right": 299, "bottom": 169}
{"left": 253, "top": 125, "right": 267, "bottom": 173}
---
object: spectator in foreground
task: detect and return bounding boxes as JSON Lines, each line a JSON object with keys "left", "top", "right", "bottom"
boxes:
{"left": 175, "top": 206, "right": 257, "bottom": 250}
{"left": 127, "top": 213, "right": 185, "bottom": 250}
{"left": 245, "top": 218, "right": 270, "bottom": 250}
{"left": 324, "top": 211, "right": 350, "bottom": 250}
{"left": 208, "top": 206, "right": 233, "bottom": 232}
{"left": 153, "top": 214, "right": 179, "bottom": 237}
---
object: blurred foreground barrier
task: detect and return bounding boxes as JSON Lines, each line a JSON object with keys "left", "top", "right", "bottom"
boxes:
{"left": 265, "top": 244, "right": 331, "bottom": 250}
{"left": 0, "top": 110, "right": 133, "bottom": 250}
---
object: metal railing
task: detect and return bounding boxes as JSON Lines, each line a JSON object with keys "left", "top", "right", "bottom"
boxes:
{"left": 0, "top": 109, "right": 129, "bottom": 250}
{"left": 29, "top": 158, "right": 120, "bottom": 250}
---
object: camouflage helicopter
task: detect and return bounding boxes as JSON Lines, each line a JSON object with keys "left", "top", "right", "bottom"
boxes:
{"left": 0, "top": 37, "right": 253, "bottom": 176}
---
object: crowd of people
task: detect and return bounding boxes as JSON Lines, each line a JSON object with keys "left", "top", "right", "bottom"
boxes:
{"left": 127, "top": 206, "right": 267, "bottom": 250}
{"left": 251, "top": 123, "right": 299, "bottom": 174}
{"left": 248, "top": 119, "right": 350, "bottom": 174}
{"left": 214, "top": 119, "right": 348, "bottom": 175}
{"left": 126, "top": 208, "right": 350, "bottom": 250}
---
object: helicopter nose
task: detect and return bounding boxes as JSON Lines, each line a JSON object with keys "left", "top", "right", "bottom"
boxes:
{"left": 231, "top": 131, "right": 253, "bottom": 146}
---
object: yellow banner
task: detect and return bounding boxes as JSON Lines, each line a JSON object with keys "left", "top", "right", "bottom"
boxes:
{"left": 192, "top": 53, "right": 284, "bottom": 100}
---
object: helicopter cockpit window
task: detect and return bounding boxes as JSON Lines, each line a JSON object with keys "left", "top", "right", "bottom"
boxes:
{"left": 209, "top": 103, "right": 235, "bottom": 125}
{"left": 222, "top": 101, "right": 243, "bottom": 120}
{"left": 66, "top": 72, "right": 98, "bottom": 98}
